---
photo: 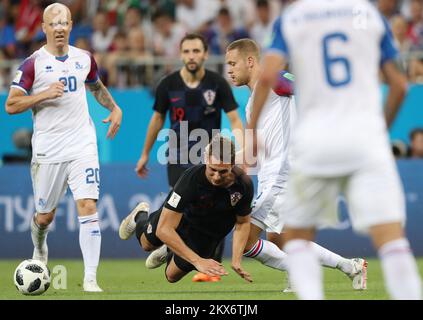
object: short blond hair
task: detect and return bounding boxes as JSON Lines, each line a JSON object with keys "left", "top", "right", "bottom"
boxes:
{"left": 226, "top": 38, "right": 260, "bottom": 59}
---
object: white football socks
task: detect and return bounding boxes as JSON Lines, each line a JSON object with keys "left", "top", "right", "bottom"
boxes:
{"left": 244, "top": 239, "right": 288, "bottom": 271}
{"left": 311, "top": 242, "right": 353, "bottom": 274}
{"left": 31, "top": 214, "right": 49, "bottom": 263}
{"left": 78, "top": 213, "right": 102, "bottom": 283}
{"left": 284, "top": 239, "right": 324, "bottom": 300}
{"left": 378, "top": 238, "right": 422, "bottom": 300}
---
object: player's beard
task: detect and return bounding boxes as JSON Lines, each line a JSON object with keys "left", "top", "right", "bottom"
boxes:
{"left": 185, "top": 62, "right": 201, "bottom": 74}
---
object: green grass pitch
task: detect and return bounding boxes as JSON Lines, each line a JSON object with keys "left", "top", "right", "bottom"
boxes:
{"left": 1, "top": 258, "right": 422, "bottom": 300}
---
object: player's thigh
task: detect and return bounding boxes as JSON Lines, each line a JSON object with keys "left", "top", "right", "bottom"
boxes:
{"left": 267, "top": 232, "right": 284, "bottom": 249}
{"left": 67, "top": 155, "right": 100, "bottom": 201}
{"left": 170, "top": 231, "right": 220, "bottom": 274}
{"left": 31, "top": 162, "right": 68, "bottom": 214}
{"left": 345, "top": 161, "right": 405, "bottom": 234}
{"left": 251, "top": 182, "right": 286, "bottom": 234}
{"left": 245, "top": 223, "right": 264, "bottom": 251}
{"left": 282, "top": 171, "right": 342, "bottom": 229}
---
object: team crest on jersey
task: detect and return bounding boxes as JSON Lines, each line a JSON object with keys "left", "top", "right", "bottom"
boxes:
{"left": 75, "top": 62, "right": 83, "bottom": 70}
{"left": 203, "top": 90, "right": 216, "bottom": 106}
{"left": 230, "top": 192, "right": 242, "bottom": 206}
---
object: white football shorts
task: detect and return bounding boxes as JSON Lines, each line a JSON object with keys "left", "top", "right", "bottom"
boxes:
{"left": 282, "top": 158, "right": 406, "bottom": 234}
{"left": 251, "top": 179, "right": 287, "bottom": 234}
{"left": 31, "top": 155, "right": 100, "bottom": 213}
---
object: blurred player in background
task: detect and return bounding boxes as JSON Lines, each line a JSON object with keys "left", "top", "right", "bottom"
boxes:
{"left": 135, "top": 33, "right": 243, "bottom": 282}
{"left": 5, "top": 3, "right": 123, "bottom": 292}
{"left": 250, "top": 0, "right": 422, "bottom": 299}
{"left": 120, "top": 135, "right": 253, "bottom": 283}
{"left": 226, "top": 38, "right": 367, "bottom": 292}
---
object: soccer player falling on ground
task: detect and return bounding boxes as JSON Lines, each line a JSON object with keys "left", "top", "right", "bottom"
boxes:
{"left": 120, "top": 136, "right": 254, "bottom": 283}
{"left": 135, "top": 33, "right": 244, "bottom": 282}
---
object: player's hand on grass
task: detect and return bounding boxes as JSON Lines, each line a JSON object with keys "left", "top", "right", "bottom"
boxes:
{"left": 231, "top": 264, "right": 253, "bottom": 283}
{"left": 44, "top": 81, "right": 65, "bottom": 100}
{"left": 135, "top": 154, "right": 149, "bottom": 178}
{"left": 103, "top": 105, "right": 122, "bottom": 139}
{"left": 195, "top": 258, "right": 228, "bottom": 277}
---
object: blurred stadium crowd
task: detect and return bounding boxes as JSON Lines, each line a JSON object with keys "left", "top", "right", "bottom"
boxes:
{"left": 1, "top": 0, "right": 423, "bottom": 89}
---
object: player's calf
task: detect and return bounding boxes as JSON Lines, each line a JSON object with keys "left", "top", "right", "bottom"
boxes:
{"left": 32, "top": 212, "right": 53, "bottom": 265}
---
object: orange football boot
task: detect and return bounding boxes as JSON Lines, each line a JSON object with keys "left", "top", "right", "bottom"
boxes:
{"left": 192, "top": 272, "right": 221, "bottom": 282}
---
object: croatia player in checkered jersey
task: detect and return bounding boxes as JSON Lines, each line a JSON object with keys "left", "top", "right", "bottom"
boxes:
{"left": 5, "top": 3, "right": 122, "bottom": 292}
{"left": 226, "top": 39, "right": 366, "bottom": 292}
{"left": 249, "top": 0, "right": 422, "bottom": 299}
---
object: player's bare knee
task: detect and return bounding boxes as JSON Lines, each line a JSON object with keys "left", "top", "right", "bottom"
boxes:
{"left": 165, "top": 273, "right": 179, "bottom": 283}
{"left": 35, "top": 212, "right": 55, "bottom": 227}
{"left": 76, "top": 199, "right": 97, "bottom": 216}
{"left": 165, "top": 269, "right": 183, "bottom": 283}
{"left": 369, "top": 222, "right": 404, "bottom": 250}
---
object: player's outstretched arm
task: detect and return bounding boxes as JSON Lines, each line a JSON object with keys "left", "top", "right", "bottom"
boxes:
{"left": 156, "top": 207, "right": 228, "bottom": 277}
{"left": 5, "top": 82, "right": 64, "bottom": 115}
{"left": 135, "top": 111, "right": 165, "bottom": 178}
{"left": 381, "top": 61, "right": 408, "bottom": 128}
{"left": 231, "top": 214, "right": 253, "bottom": 283}
{"left": 87, "top": 79, "right": 122, "bottom": 139}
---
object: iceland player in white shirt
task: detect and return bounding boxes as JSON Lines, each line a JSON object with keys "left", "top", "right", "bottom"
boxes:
{"left": 5, "top": 3, "right": 123, "bottom": 292}
{"left": 226, "top": 38, "right": 366, "bottom": 292}
{"left": 249, "top": 0, "right": 422, "bottom": 299}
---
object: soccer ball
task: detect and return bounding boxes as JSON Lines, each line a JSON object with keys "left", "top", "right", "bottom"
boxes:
{"left": 13, "top": 259, "right": 51, "bottom": 296}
